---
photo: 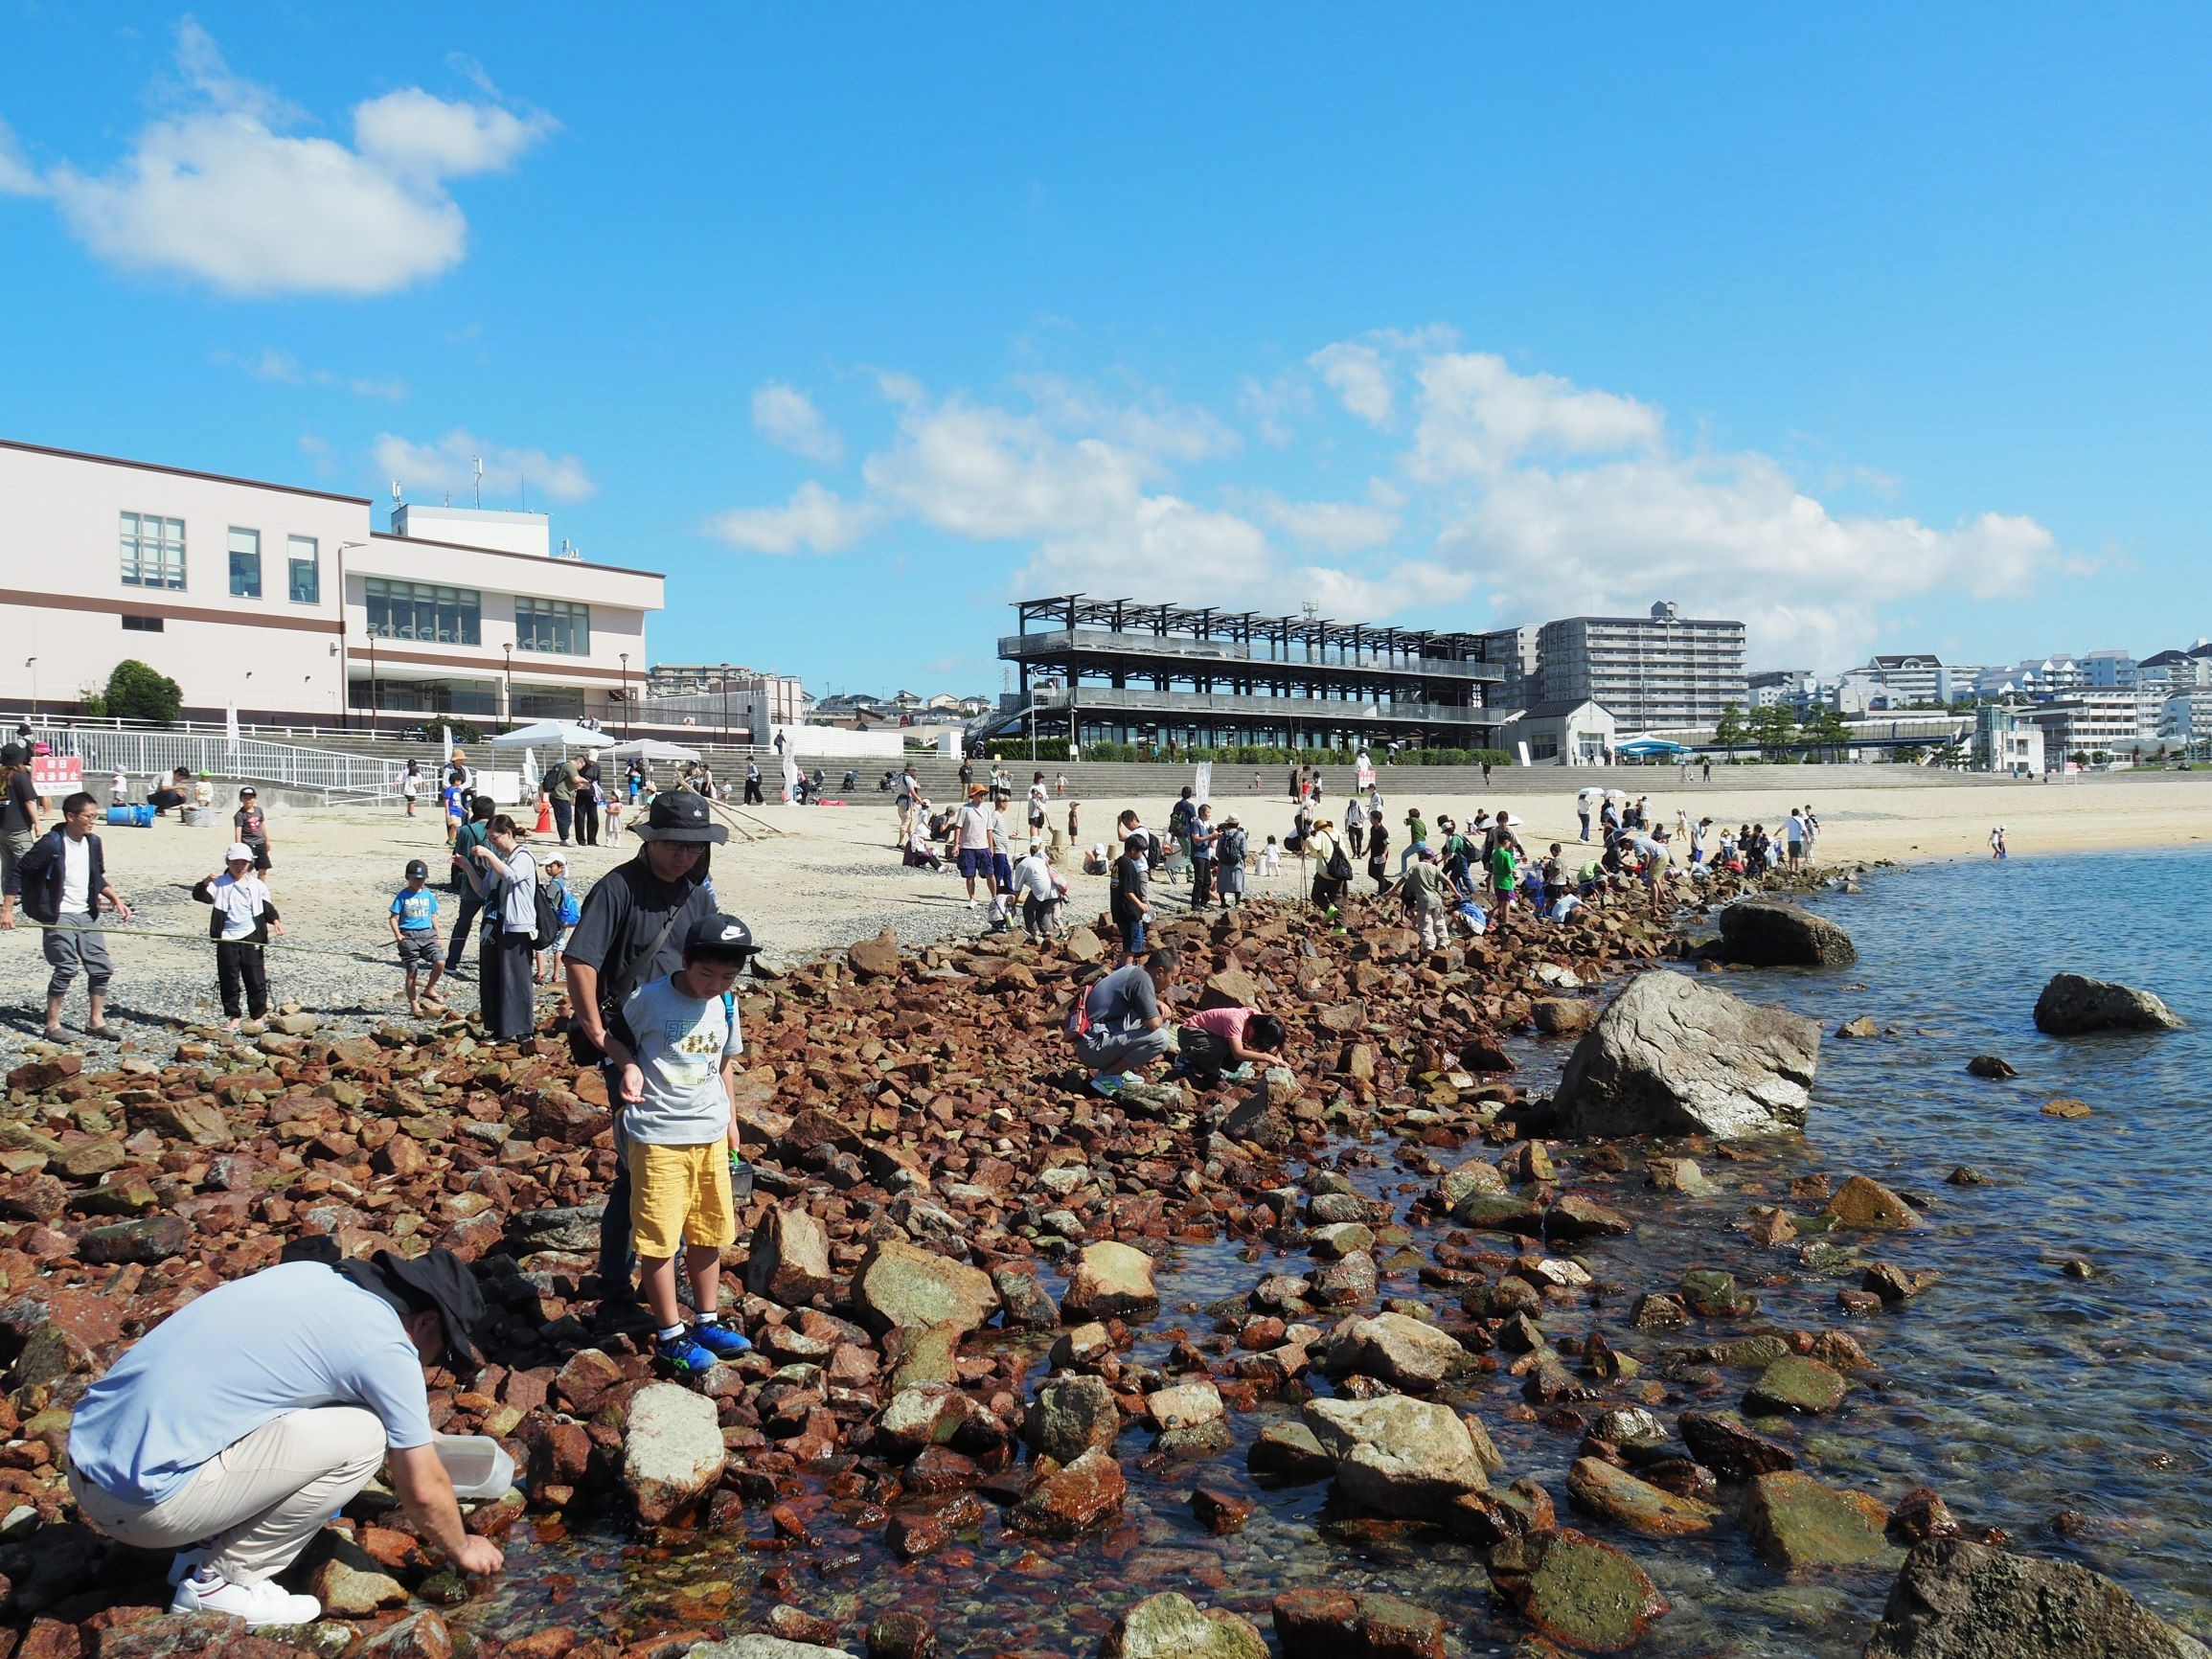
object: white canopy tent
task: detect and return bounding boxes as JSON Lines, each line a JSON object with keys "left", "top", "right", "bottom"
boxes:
{"left": 489, "top": 720, "right": 617, "bottom": 749}
{"left": 597, "top": 739, "right": 701, "bottom": 762}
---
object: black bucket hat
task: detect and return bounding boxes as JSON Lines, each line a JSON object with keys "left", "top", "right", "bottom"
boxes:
{"left": 345, "top": 1247, "right": 487, "bottom": 1366}
{"left": 633, "top": 790, "right": 730, "bottom": 845}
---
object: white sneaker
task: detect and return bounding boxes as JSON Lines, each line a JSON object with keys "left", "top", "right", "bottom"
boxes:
{"left": 170, "top": 1572, "right": 321, "bottom": 1625}
{"left": 166, "top": 1547, "right": 210, "bottom": 1586}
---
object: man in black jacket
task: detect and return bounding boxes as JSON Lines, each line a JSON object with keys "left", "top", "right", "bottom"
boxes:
{"left": 562, "top": 790, "right": 728, "bottom": 1310}
{"left": 18, "top": 791, "right": 132, "bottom": 1040}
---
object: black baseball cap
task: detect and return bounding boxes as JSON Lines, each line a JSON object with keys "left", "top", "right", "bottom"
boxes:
{"left": 684, "top": 912, "right": 757, "bottom": 960}
{"left": 404, "top": 858, "right": 429, "bottom": 880}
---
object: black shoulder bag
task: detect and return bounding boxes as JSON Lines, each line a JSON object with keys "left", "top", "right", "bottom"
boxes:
{"left": 565, "top": 899, "right": 687, "bottom": 1066}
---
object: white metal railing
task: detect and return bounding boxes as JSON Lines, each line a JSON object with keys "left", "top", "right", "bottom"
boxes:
{"left": 41, "top": 728, "right": 407, "bottom": 799}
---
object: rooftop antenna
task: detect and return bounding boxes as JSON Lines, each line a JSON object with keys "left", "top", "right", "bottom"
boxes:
{"left": 471, "top": 457, "right": 484, "bottom": 510}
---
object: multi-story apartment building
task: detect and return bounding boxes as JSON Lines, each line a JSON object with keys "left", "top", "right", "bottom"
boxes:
{"left": 1474, "top": 625, "right": 1541, "bottom": 710}
{"left": 0, "top": 437, "right": 663, "bottom": 725}
{"left": 1533, "top": 602, "right": 1747, "bottom": 734}
{"left": 995, "top": 594, "right": 1503, "bottom": 752}
{"left": 2026, "top": 689, "right": 2164, "bottom": 760}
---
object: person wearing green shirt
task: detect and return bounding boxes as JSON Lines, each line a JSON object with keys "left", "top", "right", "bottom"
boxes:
{"left": 1399, "top": 808, "right": 1429, "bottom": 875}
{"left": 1489, "top": 840, "right": 1518, "bottom": 932}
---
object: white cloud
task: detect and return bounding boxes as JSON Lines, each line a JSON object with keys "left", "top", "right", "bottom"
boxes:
{"left": 0, "top": 117, "right": 44, "bottom": 196}
{"left": 1015, "top": 375, "right": 1241, "bottom": 463}
{"left": 750, "top": 383, "right": 844, "bottom": 465}
{"left": 704, "top": 482, "right": 877, "bottom": 556}
{"left": 864, "top": 397, "right": 1148, "bottom": 538}
{"left": 1253, "top": 492, "right": 1401, "bottom": 555}
{"left": 1409, "top": 352, "right": 1663, "bottom": 481}
{"left": 373, "top": 429, "right": 594, "bottom": 506}
{"left": 1239, "top": 371, "right": 1312, "bottom": 446}
{"left": 1020, "top": 495, "right": 1273, "bottom": 600}
{"left": 222, "top": 347, "right": 406, "bottom": 400}
{"left": 24, "top": 22, "right": 551, "bottom": 296}
{"left": 1308, "top": 341, "right": 1394, "bottom": 425}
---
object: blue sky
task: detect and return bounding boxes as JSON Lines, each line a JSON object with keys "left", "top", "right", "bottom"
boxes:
{"left": 3, "top": 6, "right": 2207, "bottom": 694}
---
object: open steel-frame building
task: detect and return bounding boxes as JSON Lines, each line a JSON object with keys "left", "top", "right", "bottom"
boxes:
{"left": 993, "top": 594, "right": 1505, "bottom": 751}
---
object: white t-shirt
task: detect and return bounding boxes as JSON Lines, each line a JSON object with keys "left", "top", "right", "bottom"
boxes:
{"left": 618, "top": 973, "right": 741, "bottom": 1144}
{"left": 496, "top": 847, "right": 538, "bottom": 934}
{"left": 957, "top": 805, "right": 992, "bottom": 852}
{"left": 1786, "top": 814, "right": 1806, "bottom": 846}
{"left": 60, "top": 834, "right": 91, "bottom": 916}
{"left": 1012, "top": 853, "right": 1056, "bottom": 901}
{"left": 207, "top": 872, "right": 268, "bottom": 941}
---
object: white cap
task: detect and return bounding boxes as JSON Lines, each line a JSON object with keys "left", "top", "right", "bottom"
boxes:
{"left": 224, "top": 842, "right": 254, "bottom": 863}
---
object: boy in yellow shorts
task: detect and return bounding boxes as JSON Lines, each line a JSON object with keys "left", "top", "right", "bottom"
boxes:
{"left": 603, "top": 912, "right": 760, "bottom": 1374}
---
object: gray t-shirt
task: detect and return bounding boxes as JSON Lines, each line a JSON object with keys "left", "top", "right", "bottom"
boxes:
{"left": 1083, "top": 964, "right": 1159, "bottom": 1042}
{"left": 68, "top": 1262, "right": 433, "bottom": 1506}
{"left": 615, "top": 972, "right": 741, "bottom": 1144}
{"left": 496, "top": 846, "right": 538, "bottom": 935}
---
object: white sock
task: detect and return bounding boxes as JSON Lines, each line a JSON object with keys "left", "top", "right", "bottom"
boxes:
{"left": 656, "top": 1323, "right": 686, "bottom": 1342}
{"left": 695, "top": 1311, "right": 720, "bottom": 1326}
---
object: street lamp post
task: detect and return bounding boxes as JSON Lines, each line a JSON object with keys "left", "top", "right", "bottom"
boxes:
{"left": 501, "top": 644, "right": 513, "bottom": 726}
{"left": 620, "top": 652, "right": 629, "bottom": 739}
{"left": 24, "top": 657, "right": 36, "bottom": 724}
{"left": 720, "top": 663, "right": 731, "bottom": 750}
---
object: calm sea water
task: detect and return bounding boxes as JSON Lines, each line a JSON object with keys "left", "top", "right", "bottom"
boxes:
{"left": 465, "top": 849, "right": 2212, "bottom": 1656}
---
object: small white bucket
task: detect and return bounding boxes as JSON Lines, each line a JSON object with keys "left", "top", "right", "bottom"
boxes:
{"left": 433, "top": 1434, "right": 516, "bottom": 1501}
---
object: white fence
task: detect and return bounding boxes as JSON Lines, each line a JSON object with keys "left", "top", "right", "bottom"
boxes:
{"left": 44, "top": 729, "right": 407, "bottom": 800}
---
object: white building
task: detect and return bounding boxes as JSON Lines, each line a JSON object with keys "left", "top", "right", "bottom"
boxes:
{"left": 0, "top": 438, "right": 663, "bottom": 725}
{"left": 1475, "top": 625, "right": 1541, "bottom": 710}
{"left": 1500, "top": 697, "right": 1616, "bottom": 764}
{"left": 2078, "top": 648, "right": 2138, "bottom": 689}
{"left": 2026, "top": 689, "right": 2163, "bottom": 761}
{"left": 1973, "top": 703, "right": 2044, "bottom": 775}
{"left": 1746, "top": 668, "right": 1817, "bottom": 713}
{"left": 2159, "top": 691, "right": 2212, "bottom": 752}
{"left": 1533, "top": 602, "right": 1747, "bottom": 734}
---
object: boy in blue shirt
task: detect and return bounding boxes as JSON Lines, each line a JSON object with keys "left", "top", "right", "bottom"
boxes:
{"left": 387, "top": 858, "right": 446, "bottom": 1016}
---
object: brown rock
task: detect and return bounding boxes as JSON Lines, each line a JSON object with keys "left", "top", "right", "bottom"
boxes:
{"left": 848, "top": 926, "right": 903, "bottom": 979}
{"left": 1007, "top": 1445, "right": 1127, "bottom": 1536}
{"left": 746, "top": 1203, "right": 835, "bottom": 1306}
{"left": 1824, "top": 1174, "right": 1920, "bottom": 1230}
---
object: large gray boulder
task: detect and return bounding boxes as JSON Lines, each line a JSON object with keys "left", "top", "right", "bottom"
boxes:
{"left": 1549, "top": 971, "right": 1821, "bottom": 1139}
{"left": 1718, "top": 900, "right": 1857, "bottom": 967}
{"left": 851, "top": 1239, "right": 999, "bottom": 1336}
{"left": 1320, "top": 1312, "right": 1470, "bottom": 1391}
{"left": 1027, "top": 1373, "right": 1123, "bottom": 1463}
{"left": 1302, "top": 1395, "right": 1490, "bottom": 1520}
{"left": 2032, "top": 972, "right": 2184, "bottom": 1036}
{"left": 1102, "top": 1593, "right": 1268, "bottom": 1659}
{"left": 622, "top": 1383, "right": 726, "bottom": 1525}
{"left": 1863, "top": 1536, "right": 2209, "bottom": 1658}
{"left": 685, "top": 1641, "right": 860, "bottom": 1659}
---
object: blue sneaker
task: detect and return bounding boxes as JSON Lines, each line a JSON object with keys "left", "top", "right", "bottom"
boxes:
{"left": 1088, "top": 1071, "right": 1126, "bottom": 1097}
{"left": 691, "top": 1321, "right": 753, "bottom": 1358}
{"left": 654, "top": 1330, "right": 720, "bottom": 1374}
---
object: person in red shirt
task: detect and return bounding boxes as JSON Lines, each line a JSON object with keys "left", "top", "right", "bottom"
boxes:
{"left": 1177, "top": 1005, "right": 1287, "bottom": 1085}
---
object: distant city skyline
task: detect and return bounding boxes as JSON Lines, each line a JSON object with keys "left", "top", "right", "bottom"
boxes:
{"left": 5, "top": 9, "right": 2210, "bottom": 690}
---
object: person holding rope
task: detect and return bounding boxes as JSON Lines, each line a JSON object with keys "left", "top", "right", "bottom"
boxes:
{"left": 18, "top": 791, "right": 131, "bottom": 1041}
{"left": 192, "top": 844, "right": 281, "bottom": 1032}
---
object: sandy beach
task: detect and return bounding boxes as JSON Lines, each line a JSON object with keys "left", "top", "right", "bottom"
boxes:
{"left": 0, "top": 765, "right": 2201, "bottom": 1055}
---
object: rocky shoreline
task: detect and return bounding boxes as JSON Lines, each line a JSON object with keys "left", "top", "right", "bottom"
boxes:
{"left": 0, "top": 862, "right": 2201, "bottom": 1659}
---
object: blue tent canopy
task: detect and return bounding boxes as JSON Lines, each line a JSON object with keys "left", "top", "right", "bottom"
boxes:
{"left": 1616, "top": 738, "right": 1689, "bottom": 756}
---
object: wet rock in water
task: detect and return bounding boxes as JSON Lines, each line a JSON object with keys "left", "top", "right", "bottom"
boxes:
{"left": 1645, "top": 1156, "right": 1713, "bottom": 1195}
{"left": 1889, "top": 1487, "right": 1961, "bottom": 1544}
{"left": 308, "top": 1535, "right": 409, "bottom": 1614}
{"left": 1546, "top": 1193, "right": 1633, "bottom": 1240}
{"left": 1825, "top": 1174, "right": 1921, "bottom": 1230}
{"left": 2041, "top": 1098, "right": 2092, "bottom": 1119}
{"left": 1678, "top": 1267, "right": 1754, "bottom": 1318}
{"left": 1488, "top": 1528, "right": 1669, "bottom": 1652}
{"left": 2032, "top": 972, "right": 2183, "bottom": 1036}
{"left": 686, "top": 1639, "right": 861, "bottom": 1659}
{"left": 1452, "top": 1192, "right": 1551, "bottom": 1235}
{"left": 1310, "top": 1250, "right": 1380, "bottom": 1307}
{"left": 1322, "top": 1311, "right": 1470, "bottom": 1391}
{"left": 1272, "top": 1588, "right": 1448, "bottom": 1659}
{"left": 852, "top": 1239, "right": 999, "bottom": 1336}
{"left": 1745, "top": 1355, "right": 1849, "bottom": 1416}
{"left": 1717, "top": 900, "right": 1858, "bottom": 967}
{"left": 991, "top": 1265, "right": 1062, "bottom": 1330}
{"left": 1532, "top": 998, "right": 1599, "bottom": 1036}
{"left": 1565, "top": 1456, "right": 1721, "bottom": 1536}
{"left": 1145, "top": 1379, "right": 1224, "bottom": 1433}
{"left": 353, "top": 1612, "right": 456, "bottom": 1659}
{"left": 1837, "top": 1015, "right": 1881, "bottom": 1038}
{"left": 1060, "top": 1240, "right": 1159, "bottom": 1322}
{"left": 1248, "top": 1421, "right": 1334, "bottom": 1482}
{"left": 1303, "top": 1395, "right": 1492, "bottom": 1520}
{"left": 1946, "top": 1166, "right": 1989, "bottom": 1186}
{"left": 1966, "top": 1055, "right": 2018, "bottom": 1079}
{"left": 1678, "top": 1410, "right": 1798, "bottom": 1479}
{"left": 1741, "top": 1470, "right": 1897, "bottom": 1569}
{"left": 1008, "top": 1445, "right": 1127, "bottom": 1537}
{"left": 746, "top": 1203, "right": 834, "bottom": 1305}
{"left": 866, "top": 1612, "right": 939, "bottom": 1659}
{"left": 1308, "top": 1221, "right": 1377, "bottom": 1261}
{"left": 1191, "top": 1485, "right": 1255, "bottom": 1534}
{"left": 1435, "top": 1155, "right": 1508, "bottom": 1210}
{"left": 1028, "top": 1374, "right": 1123, "bottom": 1463}
{"left": 1549, "top": 971, "right": 1821, "bottom": 1140}
{"left": 1862, "top": 1535, "right": 2210, "bottom": 1658}
{"left": 623, "top": 1382, "right": 727, "bottom": 1525}
{"left": 1101, "top": 1592, "right": 1269, "bottom": 1659}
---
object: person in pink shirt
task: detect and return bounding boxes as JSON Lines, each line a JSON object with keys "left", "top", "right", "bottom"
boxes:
{"left": 1177, "top": 1005, "right": 1287, "bottom": 1085}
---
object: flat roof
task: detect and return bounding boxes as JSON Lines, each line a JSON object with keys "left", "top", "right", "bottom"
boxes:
{"left": 367, "top": 532, "right": 662, "bottom": 581}
{"left": 2, "top": 436, "right": 373, "bottom": 507}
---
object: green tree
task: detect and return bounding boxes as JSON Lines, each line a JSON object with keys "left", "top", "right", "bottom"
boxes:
{"left": 1802, "top": 706, "right": 1851, "bottom": 761}
{"left": 101, "top": 659, "right": 183, "bottom": 725}
{"left": 1714, "top": 702, "right": 1747, "bottom": 753}
{"left": 1747, "top": 703, "right": 1796, "bottom": 759}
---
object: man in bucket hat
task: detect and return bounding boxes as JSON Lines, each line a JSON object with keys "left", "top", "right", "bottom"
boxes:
{"left": 66, "top": 1246, "right": 502, "bottom": 1625}
{"left": 562, "top": 789, "right": 730, "bottom": 1315}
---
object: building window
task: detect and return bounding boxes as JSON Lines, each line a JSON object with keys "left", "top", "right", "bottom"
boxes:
{"left": 228, "top": 528, "right": 262, "bottom": 599}
{"left": 365, "top": 580, "right": 481, "bottom": 646}
{"left": 515, "top": 597, "right": 590, "bottom": 656}
{"left": 120, "top": 614, "right": 164, "bottom": 632}
{"left": 287, "top": 535, "right": 319, "bottom": 604}
{"left": 119, "top": 513, "right": 185, "bottom": 589}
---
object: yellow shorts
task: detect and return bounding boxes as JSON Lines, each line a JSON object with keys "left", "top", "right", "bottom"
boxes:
{"left": 627, "top": 1141, "right": 736, "bottom": 1260}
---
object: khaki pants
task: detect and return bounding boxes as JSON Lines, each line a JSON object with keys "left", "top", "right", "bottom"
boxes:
{"left": 68, "top": 1406, "right": 384, "bottom": 1585}
{"left": 1416, "top": 907, "right": 1448, "bottom": 951}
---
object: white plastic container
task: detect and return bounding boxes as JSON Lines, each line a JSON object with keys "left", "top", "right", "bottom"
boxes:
{"left": 433, "top": 1434, "right": 516, "bottom": 1502}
